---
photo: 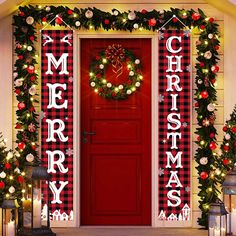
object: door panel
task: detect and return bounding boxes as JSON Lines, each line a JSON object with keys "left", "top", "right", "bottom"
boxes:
{"left": 80, "top": 38, "right": 151, "bottom": 225}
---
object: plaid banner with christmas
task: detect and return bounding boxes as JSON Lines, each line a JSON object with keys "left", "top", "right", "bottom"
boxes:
{"left": 158, "top": 30, "right": 191, "bottom": 221}
{"left": 41, "top": 30, "right": 73, "bottom": 221}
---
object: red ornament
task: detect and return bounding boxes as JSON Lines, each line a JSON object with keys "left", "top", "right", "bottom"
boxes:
{"left": 29, "top": 106, "right": 35, "bottom": 112}
{"left": 17, "top": 176, "right": 24, "bottom": 183}
{"left": 42, "top": 17, "right": 47, "bottom": 23}
{"left": 148, "top": 18, "right": 157, "bottom": 27}
{"left": 18, "top": 102, "right": 26, "bottom": 110}
{"left": 30, "top": 76, "right": 36, "bottom": 81}
{"left": 98, "top": 88, "right": 103, "bottom": 93}
{"left": 197, "top": 136, "right": 201, "bottom": 141}
{"left": 200, "top": 171, "right": 208, "bottom": 180}
{"left": 200, "top": 62, "right": 205, "bottom": 68}
{"left": 55, "top": 16, "right": 63, "bottom": 25}
{"left": 18, "top": 142, "right": 26, "bottom": 150}
{"left": 211, "top": 79, "right": 216, "bottom": 85}
{"left": 19, "top": 11, "right": 25, "bottom": 17}
{"left": 172, "top": 17, "right": 178, "bottom": 23}
{"left": 200, "top": 25, "right": 205, "bottom": 30}
{"left": 201, "top": 91, "right": 209, "bottom": 99}
{"left": 27, "top": 65, "right": 35, "bottom": 74}
{"left": 5, "top": 163, "right": 11, "bottom": 170}
{"left": 0, "top": 181, "right": 5, "bottom": 189}
{"left": 15, "top": 89, "right": 21, "bottom": 95}
{"left": 231, "top": 127, "right": 236, "bottom": 133}
{"left": 192, "top": 12, "right": 201, "bottom": 21}
{"left": 104, "top": 19, "right": 110, "bottom": 25}
{"left": 211, "top": 65, "right": 219, "bottom": 73}
{"left": 223, "top": 126, "right": 228, "bottom": 132}
{"left": 29, "top": 36, "right": 35, "bottom": 41}
{"left": 95, "top": 55, "right": 100, "bottom": 61}
{"left": 15, "top": 123, "right": 21, "bottom": 129}
{"left": 67, "top": 9, "right": 73, "bottom": 15}
{"left": 15, "top": 160, "right": 19, "bottom": 167}
{"left": 194, "top": 102, "right": 199, "bottom": 108}
{"left": 209, "top": 17, "right": 214, "bottom": 23}
{"left": 234, "top": 142, "right": 236, "bottom": 147}
{"left": 18, "top": 55, "right": 24, "bottom": 60}
{"left": 31, "top": 144, "right": 37, "bottom": 150}
{"left": 209, "top": 141, "right": 217, "bottom": 150}
{"left": 96, "top": 74, "right": 102, "bottom": 79}
{"left": 209, "top": 133, "right": 215, "bottom": 138}
{"left": 223, "top": 159, "right": 230, "bottom": 165}
{"left": 112, "top": 92, "right": 117, "bottom": 97}
{"left": 223, "top": 145, "right": 230, "bottom": 152}
{"left": 141, "top": 9, "right": 148, "bottom": 14}
{"left": 215, "top": 45, "right": 220, "bottom": 50}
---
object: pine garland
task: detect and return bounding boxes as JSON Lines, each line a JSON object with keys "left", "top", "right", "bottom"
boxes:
{"left": 13, "top": 5, "right": 221, "bottom": 227}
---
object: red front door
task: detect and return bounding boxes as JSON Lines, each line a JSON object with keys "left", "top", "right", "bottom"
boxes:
{"left": 80, "top": 38, "right": 151, "bottom": 225}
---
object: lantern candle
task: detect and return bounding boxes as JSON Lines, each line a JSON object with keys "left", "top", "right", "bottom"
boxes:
{"left": 7, "top": 220, "right": 15, "bottom": 236}
{"left": 33, "top": 199, "right": 42, "bottom": 228}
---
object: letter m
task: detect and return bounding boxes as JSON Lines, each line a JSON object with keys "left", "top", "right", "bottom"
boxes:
{"left": 165, "top": 151, "right": 183, "bottom": 168}
{"left": 46, "top": 53, "right": 69, "bottom": 75}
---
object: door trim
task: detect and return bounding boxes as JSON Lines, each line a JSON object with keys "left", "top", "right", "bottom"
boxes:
{"left": 74, "top": 32, "right": 192, "bottom": 228}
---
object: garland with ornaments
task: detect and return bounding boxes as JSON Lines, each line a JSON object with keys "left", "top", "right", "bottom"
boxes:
{"left": 13, "top": 5, "right": 221, "bottom": 227}
{"left": 0, "top": 133, "right": 24, "bottom": 202}
{"left": 89, "top": 44, "right": 143, "bottom": 99}
{"left": 219, "top": 105, "right": 236, "bottom": 171}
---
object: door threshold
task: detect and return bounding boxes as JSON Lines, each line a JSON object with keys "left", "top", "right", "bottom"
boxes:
{"left": 79, "top": 226, "right": 153, "bottom": 228}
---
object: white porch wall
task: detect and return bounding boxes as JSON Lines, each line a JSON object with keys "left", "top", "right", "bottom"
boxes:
{"left": 0, "top": 15, "right": 12, "bottom": 148}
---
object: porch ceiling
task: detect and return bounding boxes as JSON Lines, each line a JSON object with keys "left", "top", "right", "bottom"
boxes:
{"left": 0, "top": 0, "right": 27, "bottom": 19}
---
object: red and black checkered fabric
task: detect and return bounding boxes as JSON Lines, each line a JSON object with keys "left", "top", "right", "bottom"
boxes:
{"left": 158, "top": 30, "right": 191, "bottom": 219}
{"left": 41, "top": 30, "right": 73, "bottom": 217}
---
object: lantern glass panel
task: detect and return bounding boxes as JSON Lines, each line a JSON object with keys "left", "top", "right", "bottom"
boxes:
{"left": 2, "top": 208, "right": 17, "bottom": 236}
{"left": 209, "top": 215, "right": 227, "bottom": 236}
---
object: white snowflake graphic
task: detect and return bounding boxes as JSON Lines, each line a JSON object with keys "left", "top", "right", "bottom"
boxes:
{"left": 159, "top": 94, "right": 164, "bottom": 103}
{"left": 182, "top": 122, "right": 188, "bottom": 128}
{"left": 183, "top": 30, "right": 191, "bottom": 37}
{"left": 185, "top": 186, "right": 190, "bottom": 192}
{"left": 66, "top": 148, "right": 73, "bottom": 156}
{"left": 158, "top": 167, "right": 165, "bottom": 176}
{"left": 69, "top": 77, "right": 73, "bottom": 83}
{"left": 158, "top": 31, "right": 164, "bottom": 40}
{"left": 40, "top": 111, "right": 46, "bottom": 120}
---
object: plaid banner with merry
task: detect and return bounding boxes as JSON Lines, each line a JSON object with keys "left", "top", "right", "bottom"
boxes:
{"left": 41, "top": 30, "right": 73, "bottom": 220}
{"left": 158, "top": 30, "right": 191, "bottom": 221}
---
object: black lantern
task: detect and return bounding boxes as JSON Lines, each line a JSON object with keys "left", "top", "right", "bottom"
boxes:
{"left": 208, "top": 199, "right": 228, "bottom": 236}
{"left": 1, "top": 199, "right": 18, "bottom": 236}
{"left": 18, "top": 165, "right": 56, "bottom": 236}
{"left": 222, "top": 165, "right": 236, "bottom": 236}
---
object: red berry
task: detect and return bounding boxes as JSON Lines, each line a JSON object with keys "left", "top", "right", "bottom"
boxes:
{"left": 149, "top": 18, "right": 157, "bottom": 27}
{"left": 209, "top": 17, "right": 214, "bottom": 23}
{"left": 42, "top": 17, "right": 47, "bottom": 23}
{"left": 223, "top": 145, "right": 230, "bottom": 152}
{"left": 231, "top": 127, "right": 236, "bottom": 133}
{"left": 30, "top": 106, "right": 35, "bottom": 112}
{"left": 18, "top": 102, "right": 26, "bottom": 110}
{"left": 201, "top": 91, "right": 209, "bottom": 99}
{"left": 172, "top": 17, "right": 178, "bottom": 23}
{"left": 30, "top": 76, "right": 36, "bottom": 81}
{"left": 29, "top": 36, "right": 35, "bottom": 41}
{"left": 197, "top": 136, "right": 201, "bottom": 141}
{"left": 194, "top": 102, "right": 199, "bottom": 108}
{"left": 112, "top": 92, "right": 117, "bottom": 97}
{"left": 5, "top": 163, "right": 11, "bottom": 170}
{"left": 15, "top": 89, "right": 21, "bottom": 95}
{"left": 223, "top": 126, "right": 228, "bottom": 132}
{"left": 223, "top": 159, "right": 230, "bottom": 165}
{"left": 18, "top": 55, "right": 24, "bottom": 60}
{"left": 192, "top": 12, "right": 201, "bottom": 21}
{"left": 15, "top": 123, "right": 21, "bottom": 129}
{"left": 215, "top": 45, "right": 220, "bottom": 50}
{"left": 17, "top": 176, "right": 24, "bottom": 183}
{"left": 18, "top": 142, "right": 26, "bottom": 150}
{"left": 0, "top": 181, "right": 5, "bottom": 189}
{"left": 27, "top": 65, "right": 35, "bottom": 74}
{"left": 234, "top": 142, "right": 236, "bottom": 147}
{"left": 141, "top": 9, "right": 148, "bottom": 14}
{"left": 95, "top": 55, "right": 100, "bottom": 61}
{"left": 67, "top": 9, "right": 73, "bottom": 15}
{"left": 96, "top": 74, "right": 102, "bottom": 79}
{"left": 55, "top": 16, "right": 63, "bottom": 25}
{"left": 209, "top": 133, "right": 215, "bottom": 138}
{"left": 200, "top": 25, "right": 205, "bottom": 30}
{"left": 104, "top": 19, "right": 110, "bottom": 25}
{"left": 31, "top": 144, "right": 37, "bottom": 150}
{"left": 209, "top": 141, "right": 217, "bottom": 150}
{"left": 200, "top": 171, "right": 208, "bottom": 180}
{"left": 200, "top": 62, "right": 205, "bottom": 67}
{"left": 19, "top": 11, "right": 25, "bottom": 17}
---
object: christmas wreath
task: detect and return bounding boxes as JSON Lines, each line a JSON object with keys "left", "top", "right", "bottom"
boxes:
{"left": 89, "top": 44, "right": 143, "bottom": 99}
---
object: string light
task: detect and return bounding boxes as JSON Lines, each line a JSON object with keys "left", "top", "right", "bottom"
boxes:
{"left": 102, "top": 58, "right": 107, "bottom": 63}
{"left": 102, "top": 79, "right": 107, "bottom": 84}
{"left": 204, "top": 40, "right": 208, "bottom": 45}
{"left": 21, "top": 172, "right": 25, "bottom": 176}
{"left": 122, "top": 18, "right": 127, "bottom": 23}
{"left": 94, "top": 89, "right": 98, "bottom": 93}
{"left": 138, "top": 75, "right": 143, "bottom": 80}
{"left": 89, "top": 25, "right": 94, "bottom": 29}
{"left": 22, "top": 189, "right": 25, "bottom": 193}
{"left": 28, "top": 184, "right": 32, "bottom": 188}
{"left": 89, "top": 72, "right": 94, "bottom": 77}
{"left": 9, "top": 176, "right": 13, "bottom": 180}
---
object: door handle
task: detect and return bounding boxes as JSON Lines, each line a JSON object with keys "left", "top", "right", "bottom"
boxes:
{"left": 83, "top": 131, "right": 96, "bottom": 136}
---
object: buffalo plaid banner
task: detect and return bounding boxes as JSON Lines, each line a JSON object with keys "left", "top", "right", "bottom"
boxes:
{"left": 41, "top": 30, "right": 73, "bottom": 221}
{"left": 158, "top": 30, "right": 191, "bottom": 221}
